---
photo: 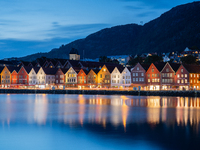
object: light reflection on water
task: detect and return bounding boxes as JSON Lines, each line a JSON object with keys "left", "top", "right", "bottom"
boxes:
{"left": 0, "top": 94, "right": 200, "bottom": 150}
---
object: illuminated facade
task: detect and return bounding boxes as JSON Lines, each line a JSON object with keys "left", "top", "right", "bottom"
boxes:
{"left": 87, "top": 69, "right": 99, "bottom": 88}
{"left": 65, "top": 67, "right": 79, "bottom": 87}
{"left": 111, "top": 67, "right": 122, "bottom": 88}
{"left": 97, "top": 65, "right": 112, "bottom": 88}
{"left": 77, "top": 69, "right": 88, "bottom": 88}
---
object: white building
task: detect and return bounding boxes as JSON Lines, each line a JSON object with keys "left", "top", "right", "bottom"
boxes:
{"left": 29, "top": 67, "right": 40, "bottom": 85}
{"left": 121, "top": 67, "right": 131, "bottom": 87}
{"left": 111, "top": 67, "right": 123, "bottom": 88}
{"left": 65, "top": 67, "right": 80, "bottom": 86}
{"left": 37, "top": 67, "right": 46, "bottom": 87}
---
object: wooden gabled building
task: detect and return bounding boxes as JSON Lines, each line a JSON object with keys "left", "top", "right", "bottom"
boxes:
{"left": 87, "top": 69, "right": 99, "bottom": 88}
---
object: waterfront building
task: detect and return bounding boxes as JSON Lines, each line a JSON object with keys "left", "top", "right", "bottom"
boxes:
{"left": 181, "top": 64, "right": 200, "bottom": 90}
{"left": 161, "top": 62, "right": 181, "bottom": 90}
{"left": 18, "top": 66, "right": 32, "bottom": 85}
{"left": 121, "top": 67, "right": 131, "bottom": 88}
{"left": 65, "top": 67, "right": 80, "bottom": 87}
{"left": 36, "top": 67, "right": 46, "bottom": 87}
{"left": 55, "top": 68, "right": 69, "bottom": 88}
{"left": 111, "top": 67, "right": 123, "bottom": 88}
{"left": 87, "top": 69, "right": 99, "bottom": 88}
{"left": 29, "top": 67, "right": 40, "bottom": 85}
{"left": 175, "top": 64, "right": 189, "bottom": 90}
{"left": 131, "top": 63, "right": 150, "bottom": 90}
{"left": 146, "top": 63, "right": 166, "bottom": 90}
{"left": 10, "top": 68, "right": 19, "bottom": 85}
{"left": 97, "top": 65, "right": 113, "bottom": 88}
{"left": 1, "top": 66, "right": 18, "bottom": 87}
{"left": 77, "top": 69, "right": 89, "bottom": 88}
{"left": 43, "top": 68, "right": 58, "bottom": 86}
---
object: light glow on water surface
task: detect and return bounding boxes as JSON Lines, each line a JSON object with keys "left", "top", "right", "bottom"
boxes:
{"left": 0, "top": 94, "right": 200, "bottom": 150}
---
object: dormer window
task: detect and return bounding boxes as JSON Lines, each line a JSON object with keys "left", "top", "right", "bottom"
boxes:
{"left": 137, "top": 67, "right": 139, "bottom": 70}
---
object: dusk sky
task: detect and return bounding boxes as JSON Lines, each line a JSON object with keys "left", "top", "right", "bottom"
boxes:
{"left": 0, "top": 0, "right": 196, "bottom": 59}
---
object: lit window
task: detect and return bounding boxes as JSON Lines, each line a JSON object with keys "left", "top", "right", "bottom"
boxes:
{"left": 185, "top": 74, "right": 187, "bottom": 78}
{"left": 191, "top": 80, "right": 192, "bottom": 83}
{"left": 152, "top": 79, "right": 155, "bottom": 82}
{"left": 152, "top": 69, "right": 154, "bottom": 72}
{"left": 194, "top": 74, "right": 196, "bottom": 78}
{"left": 148, "top": 79, "right": 150, "bottom": 82}
{"left": 185, "top": 79, "right": 187, "bottom": 83}
{"left": 191, "top": 74, "right": 192, "bottom": 77}
{"left": 181, "top": 69, "right": 183, "bottom": 73}
{"left": 177, "top": 74, "right": 180, "bottom": 78}
{"left": 181, "top": 79, "right": 184, "bottom": 83}
{"left": 181, "top": 74, "right": 183, "bottom": 78}
{"left": 177, "top": 80, "right": 180, "bottom": 83}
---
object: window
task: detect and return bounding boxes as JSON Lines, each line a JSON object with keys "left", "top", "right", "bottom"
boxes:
{"left": 132, "top": 73, "right": 135, "bottom": 77}
{"left": 152, "top": 79, "right": 155, "bottom": 82}
{"left": 157, "top": 74, "right": 159, "bottom": 77}
{"left": 181, "top": 69, "right": 183, "bottom": 73}
{"left": 185, "top": 74, "right": 187, "bottom": 78}
{"left": 177, "top": 80, "right": 180, "bottom": 83}
{"left": 190, "top": 74, "right": 192, "bottom": 77}
{"left": 152, "top": 68, "right": 154, "bottom": 72}
{"left": 177, "top": 74, "right": 180, "bottom": 78}
{"left": 136, "top": 73, "right": 138, "bottom": 76}
{"left": 194, "top": 74, "right": 196, "bottom": 78}
{"left": 100, "top": 74, "right": 102, "bottom": 78}
{"left": 60, "top": 75, "right": 64, "bottom": 78}
{"left": 181, "top": 74, "right": 183, "bottom": 78}
{"left": 152, "top": 74, "right": 154, "bottom": 77}
{"left": 170, "top": 73, "right": 172, "bottom": 77}
{"left": 185, "top": 79, "right": 187, "bottom": 83}
{"left": 148, "top": 74, "right": 150, "bottom": 77}
{"left": 181, "top": 79, "right": 184, "bottom": 83}
{"left": 166, "top": 68, "right": 169, "bottom": 72}
{"left": 136, "top": 78, "right": 138, "bottom": 82}
{"left": 56, "top": 75, "right": 58, "bottom": 78}
{"left": 162, "top": 79, "right": 164, "bottom": 83}
{"left": 148, "top": 79, "right": 150, "bottom": 82}
{"left": 137, "top": 67, "right": 139, "bottom": 70}
{"left": 141, "top": 73, "right": 144, "bottom": 76}
{"left": 133, "top": 78, "right": 135, "bottom": 82}
{"left": 162, "top": 73, "right": 165, "bottom": 77}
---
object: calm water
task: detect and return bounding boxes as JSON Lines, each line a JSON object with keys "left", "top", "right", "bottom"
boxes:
{"left": 0, "top": 94, "right": 200, "bottom": 150}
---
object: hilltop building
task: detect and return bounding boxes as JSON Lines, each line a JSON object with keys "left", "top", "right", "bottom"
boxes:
{"left": 69, "top": 48, "right": 80, "bottom": 61}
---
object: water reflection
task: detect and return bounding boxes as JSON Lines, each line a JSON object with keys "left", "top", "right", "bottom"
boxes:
{"left": 0, "top": 94, "right": 200, "bottom": 149}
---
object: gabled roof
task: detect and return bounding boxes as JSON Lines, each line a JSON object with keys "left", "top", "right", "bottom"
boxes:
{"left": 140, "top": 63, "right": 150, "bottom": 71}
{"left": 60, "top": 68, "right": 70, "bottom": 74}
{"left": 168, "top": 62, "right": 181, "bottom": 72}
{"left": 153, "top": 62, "right": 166, "bottom": 72}
{"left": 23, "top": 66, "right": 32, "bottom": 74}
{"left": 106, "top": 66, "right": 116, "bottom": 74}
{"left": 7, "top": 66, "right": 20, "bottom": 73}
{"left": 43, "top": 68, "right": 58, "bottom": 75}
{"left": 90, "top": 68, "right": 100, "bottom": 74}
{"left": 33, "top": 67, "right": 40, "bottom": 74}
{"left": 182, "top": 64, "right": 200, "bottom": 73}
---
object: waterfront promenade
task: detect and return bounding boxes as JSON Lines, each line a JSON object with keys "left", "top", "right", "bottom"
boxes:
{"left": 0, "top": 88, "right": 199, "bottom": 97}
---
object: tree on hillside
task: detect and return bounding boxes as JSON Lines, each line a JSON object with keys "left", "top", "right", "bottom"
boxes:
{"left": 180, "top": 55, "right": 197, "bottom": 64}
{"left": 144, "top": 55, "right": 163, "bottom": 64}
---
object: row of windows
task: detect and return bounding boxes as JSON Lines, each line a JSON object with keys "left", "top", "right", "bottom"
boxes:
{"left": 162, "top": 73, "right": 173, "bottom": 78}
{"left": 123, "top": 81, "right": 131, "bottom": 84}
{"left": 162, "top": 79, "right": 173, "bottom": 83}
{"left": 190, "top": 79, "right": 199, "bottom": 83}
{"left": 122, "top": 76, "right": 131, "bottom": 79}
{"left": 147, "top": 74, "right": 159, "bottom": 77}
{"left": 88, "top": 75, "right": 96, "bottom": 79}
{"left": 56, "top": 75, "right": 64, "bottom": 78}
{"left": 148, "top": 79, "right": 160, "bottom": 83}
{"left": 88, "top": 80, "right": 96, "bottom": 83}
{"left": 2, "top": 80, "right": 10, "bottom": 83}
{"left": 133, "top": 78, "right": 144, "bottom": 82}
{"left": 100, "top": 74, "right": 110, "bottom": 79}
{"left": 68, "top": 74, "right": 76, "bottom": 77}
{"left": 112, "top": 75, "right": 120, "bottom": 78}
{"left": 132, "top": 73, "right": 144, "bottom": 77}
{"left": 190, "top": 74, "right": 200, "bottom": 78}
{"left": 177, "top": 74, "right": 187, "bottom": 78}
{"left": 2, "top": 76, "right": 9, "bottom": 79}
{"left": 68, "top": 79, "right": 76, "bottom": 82}
{"left": 78, "top": 80, "right": 86, "bottom": 84}
{"left": 112, "top": 80, "right": 120, "bottom": 84}
{"left": 78, "top": 76, "right": 86, "bottom": 79}
{"left": 177, "top": 79, "right": 187, "bottom": 84}
{"left": 56, "top": 80, "right": 64, "bottom": 83}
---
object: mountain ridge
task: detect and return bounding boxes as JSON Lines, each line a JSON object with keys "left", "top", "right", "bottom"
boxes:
{"left": 19, "top": 1, "right": 200, "bottom": 61}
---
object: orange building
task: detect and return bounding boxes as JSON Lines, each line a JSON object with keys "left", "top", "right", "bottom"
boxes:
{"left": 0, "top": 67, "right": 4, "bottom": 84}
{"left": 87, "top": 69, "right": 99, "bottom": 88}
{"left": 77, "top": 69, "right": 89, "bottom": 88}
{"left": 97, "top": 65, "right": 114, "bottom": 88}
{"left": 1, "top": 66, "right": 18, "bottom": 87}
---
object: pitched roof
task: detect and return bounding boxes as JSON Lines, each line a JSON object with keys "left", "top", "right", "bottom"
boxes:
{"left": 33, "top": 67, "right": 40, "bottom": 74}
{"left": 153, "top": 62, "right": 166, "bottom": 72}
{"left": 60, "top": 68, "right": 70, "bottom": 74}
{"left": 182, "top": 64, "right": 200, "bottom": 73}
{"left": 0, "top": 66, "right": 5, "bottom": 73}
{"left": 43, "top": 68, "right": 58, "bottom": 75}
{"left": 90, "top": 68, "right": 100, "bottom": 74}
{"left": 168, "top": 62, "right": 181, "bottom": 72}
{"left": 7, "top": 66, "right": 20, "bottom": 73}
{"left": 140, "top": 63, "right": 150, "bottom": 71}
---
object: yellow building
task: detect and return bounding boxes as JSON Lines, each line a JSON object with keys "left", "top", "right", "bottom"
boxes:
{"left": 97, "top": 65, "right": 114, "bottom": 88}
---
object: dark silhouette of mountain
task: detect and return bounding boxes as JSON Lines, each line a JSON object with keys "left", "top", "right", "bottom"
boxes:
{"left": 20, "top": 1, "right": 200, "bottom": 61}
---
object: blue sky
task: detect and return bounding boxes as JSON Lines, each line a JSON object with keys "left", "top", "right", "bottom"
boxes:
{"left": 0, "top": 0, "right": 195, "bottom": 59}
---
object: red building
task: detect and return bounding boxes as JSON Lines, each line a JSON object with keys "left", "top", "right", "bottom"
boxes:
{"left": 160, "top": 62, "right": 180, "bottom": 90}
{"left": 146, "top": 63, "right": 166, "bottom": 90}
{"left": 131, "top": 63, "right": 150, "bottom": 90}
{"left": 77, "top": 69, "right": 89, "bottom": 88}
{"left": 18, "top": 66, "right": 32, "bottom": 85}
{"left": 11, "top": 69, "right": 19, "bottom": 85}
{"left": 175, "top": 64, "right": 189, "bottom": 90}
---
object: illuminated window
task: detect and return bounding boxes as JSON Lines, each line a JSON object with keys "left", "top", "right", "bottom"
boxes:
{"left": 185, "top": 79, "right": 187, "bottom": 83}
{"left": 170, "top": 73, "right": 172, "bottom": 77}
{"left": 194, "top": 80, "right": 196, "bottom": 83}
{"left": 148, "top": 79, "right": 150, "bottom": 82}
{"left": 191, "top": 80, "right": 192, "bottom": 83}
{"left": 152, "top": 69, "right": 154, "bottom": 72}
{"left": 194, "top": 74, "right": 196, "bottom": 78}
{"left": 152, "top": 79, "right": 155, "bottom": 82}
{"left": 158, "top": 79, "right": 160, "bottom": 82}
{"left": 177, "top": 80, "right": 180, "bottom": 83}
{"left": 185, "top": 74, "right": 187, "bottom": 78}
{"left": 181, "top": 79, "right": 184, "bottom": 83}
{"left": 152, "top": 74, "right": 154, "bottom": 77}
{"left": 181, "top": 74, "right": 183, "bottom": 78}
{"left": 177, "top": 74, "right": 180, "bottom": 78}
{"left": 190, "top": 74, "right": 192, "bottom": 77}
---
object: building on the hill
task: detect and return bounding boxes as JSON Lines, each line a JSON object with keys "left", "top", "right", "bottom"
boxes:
{"left": 69, "top": 48, "right": 80, "bottom": 61}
